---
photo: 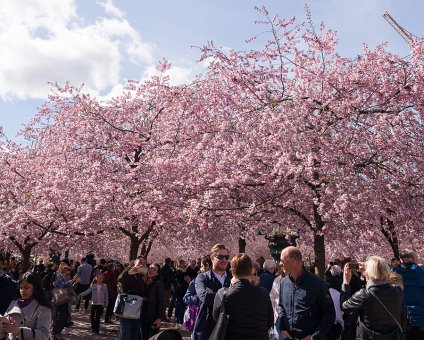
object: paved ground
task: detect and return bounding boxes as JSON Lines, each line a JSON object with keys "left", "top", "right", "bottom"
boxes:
{"left": 66, "top": 309, "right": 190, "bottom": 339}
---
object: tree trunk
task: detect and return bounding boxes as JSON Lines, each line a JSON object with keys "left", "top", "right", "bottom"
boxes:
{"left": 238, "top": 237, "right": 246, "bottom": 253}
{"left": 313, "top": 231, "right": 326, "bottom": 278}
{"left": 21, "top": 246, "right": 33, "bottom": 272}
{"left": 129, "top": 236, "right": 142, "bottom": 261}
{"left": 380, "top": 217, "right": 400, "bottom": 259}
{"left": 140, "top": 239, "right": 155, "bottom": 259}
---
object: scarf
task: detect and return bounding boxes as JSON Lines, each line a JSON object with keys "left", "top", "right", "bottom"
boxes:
{"left": 17, "top": 298, "right": 33, "bottom": 308}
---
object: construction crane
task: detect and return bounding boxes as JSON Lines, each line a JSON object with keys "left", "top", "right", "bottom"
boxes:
{"left": 383, "top": 11, "right": 416, "bottom": 44}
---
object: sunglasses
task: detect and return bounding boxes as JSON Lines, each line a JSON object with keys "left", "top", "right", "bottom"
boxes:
{"left": 215, "top": 255, "right": 230, "bottom": 260}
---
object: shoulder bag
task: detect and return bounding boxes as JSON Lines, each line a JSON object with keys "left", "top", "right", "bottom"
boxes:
{"left": 209, "top": 288, "right": 229, "bottom": 340}
{"left": 113, "top": 293, "right": 143, "bottom": 319}
{"left": 51, "top": 287, "right": 72, "bottom": 306}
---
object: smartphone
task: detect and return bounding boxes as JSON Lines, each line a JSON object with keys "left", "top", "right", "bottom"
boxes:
{"left": 348, "top": 262, "right": 359, "bottom": 270}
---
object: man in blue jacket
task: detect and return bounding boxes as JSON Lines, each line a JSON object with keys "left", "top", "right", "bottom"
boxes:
{"left": 393, "top": 250, "right": 424, "bottom": 340}
{"left": 278, "top": 246, "right": 335, "bottom": 340}
{"left": 192, "top": 244, "right": 232, "bottom": 340}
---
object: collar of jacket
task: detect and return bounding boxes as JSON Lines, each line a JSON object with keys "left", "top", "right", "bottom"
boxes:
{"left": 366, "top": 280, "right": 390, "bottom": 289}
{"left": 288, "top": 266, "right": 308, "bottom": 285}
{"left": 207, "top": 269, "right": 232, "bottom": 286}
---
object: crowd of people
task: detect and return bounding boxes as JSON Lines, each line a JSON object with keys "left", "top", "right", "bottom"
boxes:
{"left": 0, "top": 246, "right": 423, "bottom": 340}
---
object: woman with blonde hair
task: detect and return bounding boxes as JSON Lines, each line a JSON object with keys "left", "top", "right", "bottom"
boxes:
{"left": 341, "top": 256, "right": 408, "bottom": 339}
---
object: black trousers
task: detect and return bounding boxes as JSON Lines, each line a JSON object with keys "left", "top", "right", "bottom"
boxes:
{"left": 52, "top": 303, "right": 69, "bottom": 335}
{"left": 141, "top": 318, "right": 159, "bottom": 340}
{"left": 105, "top": 297, "right": 115, "bottom": 322}
{"left": 75, "top": 283, "right": 90, "bottom": 310}
{"left": 407, "top": 326, "right": 424, "bottom": 340}
{"left": 90, "top": 305, "right": 104, "bottom": 333}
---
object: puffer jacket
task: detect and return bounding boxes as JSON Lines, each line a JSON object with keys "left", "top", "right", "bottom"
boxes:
{"left": 341, "top": 282, "right": 408, "bottom": 339}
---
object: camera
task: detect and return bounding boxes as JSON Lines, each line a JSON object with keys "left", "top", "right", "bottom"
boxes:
{"left": 348, "top": 262, "right": 359, "bottom": 270}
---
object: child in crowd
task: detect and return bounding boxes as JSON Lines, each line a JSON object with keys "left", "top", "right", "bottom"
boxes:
{"left": 78, "top": 273, "right": 108, "bottom": 334}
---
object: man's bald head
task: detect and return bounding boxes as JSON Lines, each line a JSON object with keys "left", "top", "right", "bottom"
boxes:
{"left": 282, "top": 246, "right": 302, "bottom": 262}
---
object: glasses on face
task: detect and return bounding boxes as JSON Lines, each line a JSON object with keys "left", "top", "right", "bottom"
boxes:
{"left": 279, "top": 257, "right": 290, "bottom": 264}
{"left": 215, "top": 255, "right": 230, "bottom": 260}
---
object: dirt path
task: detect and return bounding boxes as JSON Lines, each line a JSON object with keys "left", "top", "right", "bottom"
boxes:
{"left": 66, "top": 309, "right": 191, "bottom": 339}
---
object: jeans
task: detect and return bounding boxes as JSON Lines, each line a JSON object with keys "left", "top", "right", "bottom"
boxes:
{"left": 175, "top": 298, "right": 186, "bottom": 325}
{"left": 120, "top": 317, "right": 141, "bottom": 340}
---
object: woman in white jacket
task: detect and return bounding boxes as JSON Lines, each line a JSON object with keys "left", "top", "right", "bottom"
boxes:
{"left": 0, "top": 272, "right": 51, "bottom": 340}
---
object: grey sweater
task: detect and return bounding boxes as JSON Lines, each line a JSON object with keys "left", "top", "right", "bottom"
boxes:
{"left": 3, "top": 299, "right": 51, "bottom": 340}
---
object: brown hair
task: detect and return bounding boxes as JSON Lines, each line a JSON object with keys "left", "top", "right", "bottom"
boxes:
{"left": 210, "top": 244, "right": 228, "bottom": 257}
{"left": 231, "top": 253, "right": 252, "bottom": 277}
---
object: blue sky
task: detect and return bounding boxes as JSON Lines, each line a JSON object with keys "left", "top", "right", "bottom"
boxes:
{"left": 0, "top": 0, "right": 422, "bottom": 141}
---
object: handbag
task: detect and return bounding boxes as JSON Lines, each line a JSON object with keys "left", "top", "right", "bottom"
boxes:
{"left": 51, "top": 287, "right": 72, "bottom": 305}
{"left": 209, "top": 288, "right": 229, "bottom": 340}
{"left": 113, "top": 293, "right": 143, "bottom": 319}
{"left": 184, "top": 304, "right": 200, "bottom": 332}
{"left": 365, "top": 289, "right": 405, "bottom": 340}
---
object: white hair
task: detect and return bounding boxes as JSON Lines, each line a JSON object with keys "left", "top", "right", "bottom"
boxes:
{"left": 263, "top": 259, "right": 277, "bottom": 273}
{"left": 330, "top": 265, "right": 342, "bottom": 276}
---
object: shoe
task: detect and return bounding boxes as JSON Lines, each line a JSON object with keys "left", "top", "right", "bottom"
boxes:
{"left": 62, "top": 327, "right": 69, "bottom": 335}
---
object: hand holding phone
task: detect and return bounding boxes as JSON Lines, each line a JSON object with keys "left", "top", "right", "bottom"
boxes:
{"left": 348, "top": 262, "right": 359, "bottom": 270}
{"left": 0, "top": 315, "right": 10, "bottom": 324}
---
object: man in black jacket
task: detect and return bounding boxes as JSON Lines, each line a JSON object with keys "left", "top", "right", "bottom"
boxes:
{"left": 278, "top": 246, "right": 335, "bottom": 340}
{"left": 0, "top": 259, "right": 17, "bottom": 315}
{"left": 213, "top": 253, "right": 274, "bottom": 340}
{"left": 118, "top": 257, "right": 147, "bottom": 340}
{"left": 193, "top": 244, "right": 232, "bottom": 340}
{"left": 161, "top": 257, "right": 175, "bottom": 321}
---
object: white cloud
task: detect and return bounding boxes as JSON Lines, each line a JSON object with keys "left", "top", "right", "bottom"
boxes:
{"left": 0, "top": 0, "right": 154, "bottom": 101}
{"left": 96, "top": 0, "right": 124, "bottom": 18}
{"left": 141, "top": 64, "right": 194, "bottom": 86}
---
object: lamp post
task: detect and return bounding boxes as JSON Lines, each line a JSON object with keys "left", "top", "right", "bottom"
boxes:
{"left": 260, "top": 221, "right": 299, "bottom": 262}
